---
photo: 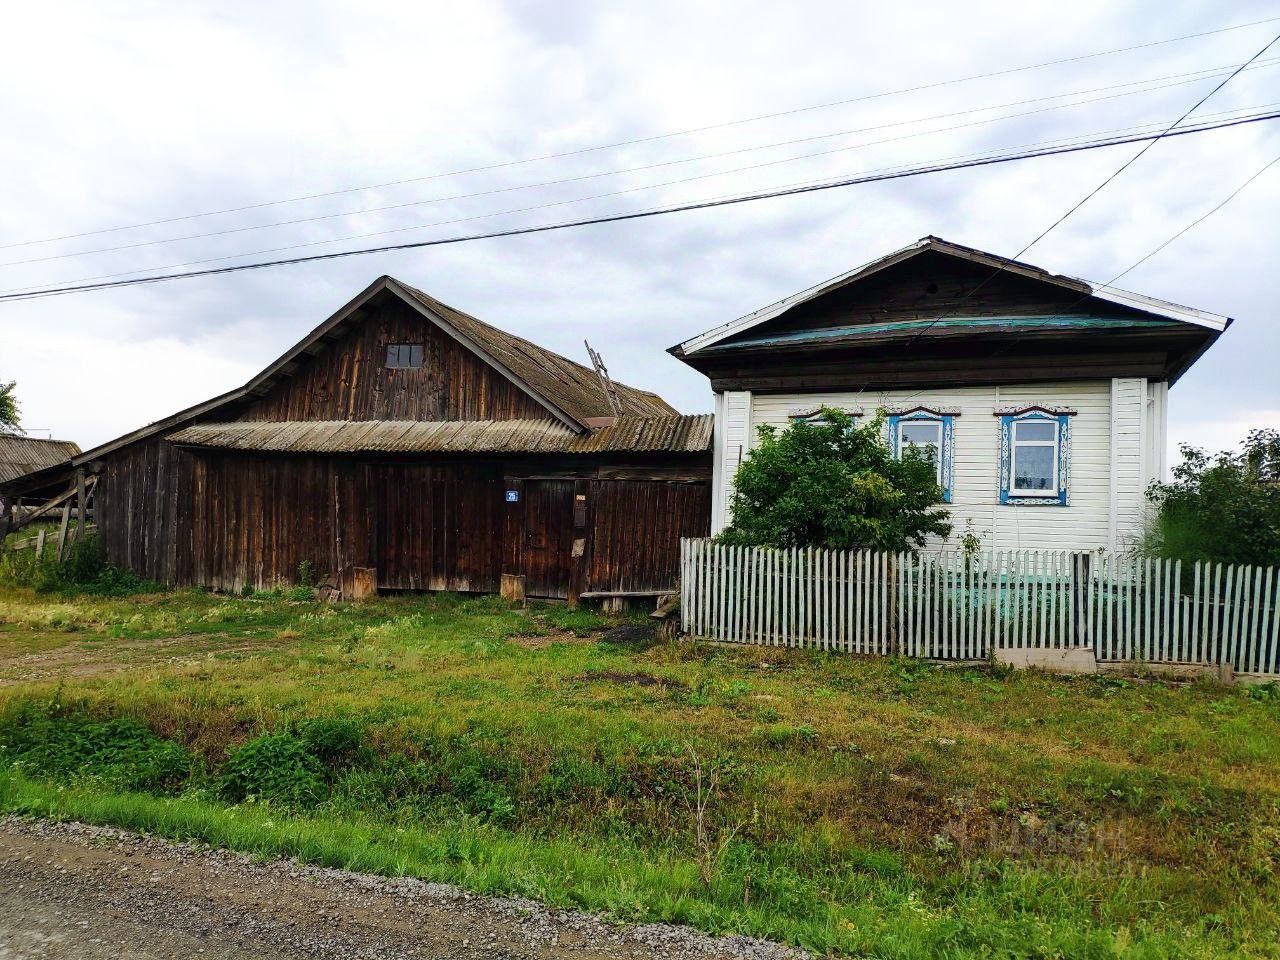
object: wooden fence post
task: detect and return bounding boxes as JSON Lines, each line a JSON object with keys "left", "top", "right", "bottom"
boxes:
{"left": 1071, "top": 552, "right": 1092, "bottom": 650}
{"left": 887, "top": 552, "right": 900, "bottom": 655}
{"left": 75, "top": 468, "right": 87, "bottom": 542}
{"left": 55, "top": 501, "right": 72, "bottom": 562}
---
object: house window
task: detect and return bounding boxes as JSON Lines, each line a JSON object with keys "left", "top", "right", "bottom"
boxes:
{"left": 790, "top": 409, "right": 859, "bottom": 428}
{"left": 888, "top": 410, "right": 954, "bottom": 502}
{"left": 386, "top": 343, "right": 424, "bottom": 369}
{"left": 998, "top": 409, "right": 1071, "bottom": 505}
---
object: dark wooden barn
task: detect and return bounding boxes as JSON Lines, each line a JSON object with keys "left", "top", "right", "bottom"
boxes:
{"left": 1, "top": 277, "right": 711, "bottom": 601}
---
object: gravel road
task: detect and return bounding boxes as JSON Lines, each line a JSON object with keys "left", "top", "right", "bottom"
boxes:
{"left": 0, "top": 817, "right": 804, "bottom": 960}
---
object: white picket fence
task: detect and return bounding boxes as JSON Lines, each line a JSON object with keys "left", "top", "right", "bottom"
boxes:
{"left": 679, "top": 539, "right": 1280, "bottom": 676}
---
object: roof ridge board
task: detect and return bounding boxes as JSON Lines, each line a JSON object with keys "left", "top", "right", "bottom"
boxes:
{"left": 672, "top": 236, "right": 1227, "bottom": 355}
{"left": 395, "top": 279, "right": 673, "bottom": 415}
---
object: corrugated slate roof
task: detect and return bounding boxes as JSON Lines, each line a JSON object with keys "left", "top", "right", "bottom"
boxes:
{"left": 36, "top": 276, "right": 685, "bottom": 473}
{"left": 168, "top": 415, "right": 713, "bottom": 455}
{"left": 397, "top": 282, "right": 675, "bottom": 421}
{"left": 0, "top": 434, "right": 80, "bottom": 484}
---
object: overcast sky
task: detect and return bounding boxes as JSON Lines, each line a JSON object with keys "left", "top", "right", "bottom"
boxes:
{"left": 2, "top": 1, "right": 1277, "bottom": 464}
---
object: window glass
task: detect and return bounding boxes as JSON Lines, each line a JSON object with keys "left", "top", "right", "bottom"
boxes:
{"left": 386, "top": 343, "right": 424, "bottom": 369}
{"left": 899, "top": 419, "right": 943, "bottom": 483}
{"left": 1012, "top": 444, "right": 1056, "bottom": 490}
{"left": 1010, "top": 418, "right": 1058, "bottom": 493}
{"left": 1013, "top": 420, "right": 1055, "bottom": 442}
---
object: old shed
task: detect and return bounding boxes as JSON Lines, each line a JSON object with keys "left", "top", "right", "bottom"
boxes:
{"left": 2, "top": 277, "right": 711, "bottom": 600}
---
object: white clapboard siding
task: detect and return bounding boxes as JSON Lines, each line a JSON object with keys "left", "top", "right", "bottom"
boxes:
{"left": 745, "top": 380, "right": 1156, "bottom": 554}
{"left": 681, "top": 540, "right": 1280, "bottom": 677}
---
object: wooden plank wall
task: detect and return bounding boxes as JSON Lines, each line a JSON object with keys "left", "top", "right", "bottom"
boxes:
{"left": 91, "top": 443, "right": 711, "bottom": 597}
{"left": 370, "top": 461, "right": 505, "bottom": 592}
{"left": 587, "top": 480, "right": 711, "bottom": 594}
{"left": 240, "top": 297, "right": 550, "bottom": 422}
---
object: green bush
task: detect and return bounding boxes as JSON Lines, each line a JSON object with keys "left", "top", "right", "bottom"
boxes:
{"left": 1144, "top": 429, "right": 1280, "bottom": 567}
{"left": 295, "top": 717, "right": 364, "bottom": 766}
{"left": 719, "top": 409, "right": 951, "bottom": 551}
{"left": 0, "top": 702, "right": 193, "bottom": 793}
{"left": 0, "top": 535, "right": 157, "bottom": 596}
{"left": 221, "top": 731, "right": 326, "bottom": 806}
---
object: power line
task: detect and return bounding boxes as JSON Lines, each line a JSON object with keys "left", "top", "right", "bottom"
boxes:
{"left": 1, "top": 110, "right": 1274, "bottom": 305}
{"left": 1014, "top": 31, "right": 1280, "bottom": 261}
{"left": 1100, "top": 149, "right": 1280, "bottom": 287}
{"left": 8, "top": 57, "right": 1276, "bottom": 271}
{"left": 8, "top": 100, "right": 1276, "bottom": 299}
{"left": 899, "top": 28, "right": 1280, "bottom": 351}
{"left": 925, "top": 148, "right": 1280, "bottom": 395}
{"left": 4, "top": 14, "right": 1278, "bottom": 253}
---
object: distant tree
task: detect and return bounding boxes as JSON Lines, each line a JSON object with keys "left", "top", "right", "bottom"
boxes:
{"left": 0, "top": 381, "right": 19, "bottom": 434}
{"left": 1143, "top": 428, "right": 1280, "bottom": 567}
{"left": 718, "top": 409, "right": 952, "bottom": 552}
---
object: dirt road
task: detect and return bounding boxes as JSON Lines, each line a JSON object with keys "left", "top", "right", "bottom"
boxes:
{"left": 0, "top": 818, "right": 800, "bottom": 960}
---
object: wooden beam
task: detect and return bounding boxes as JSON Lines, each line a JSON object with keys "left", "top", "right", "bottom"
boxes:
{"left": 55, "top": 501, "right": 72, "bottom": 562}
{"left": 8, "top": 484, "right": 77, "bottom": 535}
{"left": 75, "top": 467, "right": 87, "bottom": 542}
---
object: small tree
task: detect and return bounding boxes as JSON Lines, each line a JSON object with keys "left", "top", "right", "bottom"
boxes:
{"left": 0, "top": 381, "right": 19, "bottom": 434}
{"left": 1143, "top": 429, "right": 1280, "bottom": 567}
{"left": 719, "top": 409, "right": 951, "bottom": 551}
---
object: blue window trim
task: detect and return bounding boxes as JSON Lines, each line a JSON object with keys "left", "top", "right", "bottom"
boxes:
{"left": 998, "top": 409, "right": 1071, "bottom": 506}
{"left": 887, "top": 409, "right": 954, "bottom": 503}
{"left": 790, "top": 409, "right": 860, "bottom": 427}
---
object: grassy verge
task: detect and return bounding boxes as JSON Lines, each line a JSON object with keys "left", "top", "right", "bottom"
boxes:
{"left": 0, "top": 585, "right": 1278, "bottom": 957}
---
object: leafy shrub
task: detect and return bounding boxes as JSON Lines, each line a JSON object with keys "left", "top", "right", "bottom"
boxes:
{"left": 0, "top": 536, "right": 157, "bottom": 596}
{"left": 295, "top": 717, "right": 364, "bottom": 766}
{"left": 719, "top": 409, "right": 951, "bottom": 551}
{"left": 1143, "top": 429, "right": 1280, "bottom": 567}
{"left": 0, "top": 702, "right": 193, "bottom": 792}
{"left": 220, "top": 731, "right": 326, "bottom": 806}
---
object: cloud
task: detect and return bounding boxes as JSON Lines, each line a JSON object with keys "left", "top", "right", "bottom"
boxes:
{"left": 2, "top": 1, "right": 1277, "bottom": 447}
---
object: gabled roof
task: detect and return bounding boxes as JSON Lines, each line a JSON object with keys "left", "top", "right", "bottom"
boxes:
{"left": 50, "top": 276, "right": 676, "bottom": 470}
{"left": 670, "top": 235, "right": 1231, "bottom": 357}
{"left": 395, "top": 281, "right": 673, "bottom": 422}
{"left": 0, "top": 434, "right": 81, "bottom": 484}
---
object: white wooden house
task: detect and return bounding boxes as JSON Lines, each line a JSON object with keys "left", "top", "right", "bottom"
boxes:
{"left": 669, "top": 237, "right": 1230, "bottom": 553}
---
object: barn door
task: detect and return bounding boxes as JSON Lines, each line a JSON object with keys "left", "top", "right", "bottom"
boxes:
{"left": 519, "top": 479, "right": 575, "bottom": 598}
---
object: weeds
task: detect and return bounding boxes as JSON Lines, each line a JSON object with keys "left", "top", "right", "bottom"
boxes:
{"left": 0, "top": 586, "right": 1277, "bottom": 956}
{"left": 0, "top": 536, "right": 157, "bottom": 596}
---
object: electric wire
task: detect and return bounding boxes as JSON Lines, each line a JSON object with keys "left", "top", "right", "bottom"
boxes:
{"left": 3, "top": 14, "right": 1277, "bottom": 252}
{"left": 1, "top": 110, "right": 1275, "bottom": 304}
{"left": 896, "top": 28, "right": 1280, "bottom": 351}
{"left": 8, "top": 56, "right": 1276, "bottom": 270}
{"left": 8, "top": 100, "right": 1275, "bottom": 298}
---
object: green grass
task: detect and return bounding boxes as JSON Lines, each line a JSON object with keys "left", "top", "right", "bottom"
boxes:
{"left": 1, "top": 584, "right": 1278, "bottom": 957}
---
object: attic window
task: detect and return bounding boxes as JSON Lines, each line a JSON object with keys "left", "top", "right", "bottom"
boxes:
{"left": 386, "top": 343, "right": 424, "bottom": 369}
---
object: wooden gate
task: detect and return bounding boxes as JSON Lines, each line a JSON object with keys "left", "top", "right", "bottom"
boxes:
{"left": 512, "top": 478, "right": 576, "bottom": 598}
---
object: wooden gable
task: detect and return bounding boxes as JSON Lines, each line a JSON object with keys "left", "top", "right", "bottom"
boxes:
{"left": 239, "top": 292, "right": 552, "bottom": 423}
{"left": 745, "top": 250, "right": 1143, "bottom": 339}
{"left": 675, "top": 243, "right": 1225, "bottom": 390}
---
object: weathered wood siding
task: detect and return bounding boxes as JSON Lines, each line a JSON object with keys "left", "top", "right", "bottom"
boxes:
{"left": 94, "top": 437, "right": 186, "bottom": 584}
{"left": 241, "top": 297, "right": 550, "bottom": 422}
{"left": 750, "top": 252, "right": 1138, "bottom": 335}
{"left": 370, "top": 461, "right": 506, "bottom": 592}
{"left": 587, "top": 480, "right": 711, "bottom": 594}
{"left": 92, "top": 443, "right": 709, "bottom": 596}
